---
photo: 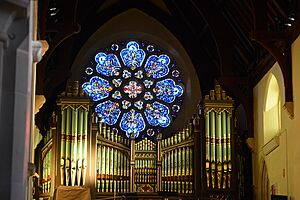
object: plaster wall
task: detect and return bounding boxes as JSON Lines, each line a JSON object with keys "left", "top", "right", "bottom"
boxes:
{"left": 253, "top": 34, "right": 300, "bottom": 199}
{"left": 70, "top": 9, "right": 201, "bottom": 135}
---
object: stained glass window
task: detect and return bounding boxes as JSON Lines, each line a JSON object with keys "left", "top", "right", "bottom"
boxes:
{"left": 82, "top": 41, "right": 184, "bottom": 138}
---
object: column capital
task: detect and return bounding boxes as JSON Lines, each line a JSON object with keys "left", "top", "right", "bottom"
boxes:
{"left": 32, "top": 40, "right": 48, "bottom": 63}
{"left": 0, "top": 32, "right": 9, "bottom": 48}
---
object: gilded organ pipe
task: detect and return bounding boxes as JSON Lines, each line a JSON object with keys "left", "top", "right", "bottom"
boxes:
{"left": 77, "top": 108, "right": 83, "bottom": 186}
{"left": 71, "top": 108, "right": 77, "bottom": 186}
{"left": 82, "top": 109, "right": 88, "bottom": 185}
{"left": 60, "top": 108, "right": 66, "bottom": 185}
{"left": 65, "top": 107, "right": 71, "bottom": 186}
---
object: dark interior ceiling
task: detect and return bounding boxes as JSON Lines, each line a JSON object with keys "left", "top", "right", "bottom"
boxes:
{"left": 35, "top": 0, "right": 300, "bottom": 137}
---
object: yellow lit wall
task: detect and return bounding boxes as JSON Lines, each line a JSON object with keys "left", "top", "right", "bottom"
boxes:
{"left": 263, "top": 74, "right": 281, "bottom": 143}
{"left": 253, "top": 34, "right": 300, "bottom": 199}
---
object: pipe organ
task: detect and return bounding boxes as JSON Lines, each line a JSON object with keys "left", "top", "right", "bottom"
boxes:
{"left": 60, "top": 101, "right": 89, "bottom": 186}
{"left": 161, "top": 124, "right": 194, "bottom": 194}
{"left": 96, "top": 122, "right": 131, "bottom": 193}
{"left": 36, "top": 82, "right": 239, "bottom": 199}
{"left": 41, "top": 130, "right": 53, "bottom": 194}
{"left": 58, "top": 85, "right": 90, "bottom": 187}
{"left": 199, "top": 84, "right": 235, "bottom": 199}
{"left": 134, "top": 138, "right": 157, "bottom": 192}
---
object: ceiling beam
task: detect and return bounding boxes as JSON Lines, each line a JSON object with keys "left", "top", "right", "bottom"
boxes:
{"left": 189, "top": 0, "right": 235, "bottom": 75}
{"left": 251, "top": 0, "right": 293, "bottom": 103}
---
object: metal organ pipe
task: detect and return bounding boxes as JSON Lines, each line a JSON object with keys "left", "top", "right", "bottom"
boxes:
{"left": 82, "top": 109, "right": 88, "bottom": 185}
{"left": 60, "top": 108, "right": 66, "bottom": 185}
{"left": 65, "top": 107, "right": 71, "bottom": 186}
{"left": 77, "top": 108, "right": 83, "bottom": 186}
{"left": 71, "top": 108, "right": 77, "bottom": 186}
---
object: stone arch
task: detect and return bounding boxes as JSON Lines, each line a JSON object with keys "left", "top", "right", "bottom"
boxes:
{"left": 263, "top": 73, "right": 281, "bottom": 143}
{"left": 70, "top": 8, "right": 201, "bottom": 135}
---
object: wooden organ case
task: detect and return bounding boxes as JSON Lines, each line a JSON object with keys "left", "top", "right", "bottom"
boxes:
{"left": 35, "top": 82, "right": 240, "bottom": 200}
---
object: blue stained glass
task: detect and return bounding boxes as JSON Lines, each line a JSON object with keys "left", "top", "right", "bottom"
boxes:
{"left": 153, "top": 79, "right": 183, "bottom": 103}
{"left": 172, "top": 104, "right": 180, "bottom": 112}
{"left": 134, "top": 100, "right": 143, "bottom": 110}
{"left": 147, "top": 129, "right": 155, "bottom": 136}
{"left": 144, "top": 92, "right": 153, "bottom": 101}
{"left": 143, "top": 79, "right": 153, "bottom": 88}
{"left": 85, "top": 67, "right": 93, "bottom": 75}
{"left": 122, "top": 100, "right": 131, "bottom": 109}
{"left": 112, "top": 79, "right": 122, "bottom": 87}
{"left": 134, "top": 70, "right": 143, "bottom": 79}
{"left": 111, "top": 43, "right": 119, "bottom": 51}
{"left": 144, "top": 54, "right": 170, "bottom": 78}
{"left": 147, "top": 45, "right": 154, "bottom": 52}
{"left": 120, "top": 41, "right": 145, "bottom": 70}
{"left": 83, "top": 40, "right": 185, "bottom": 138}
{"left": 82, "top": 76, "right": 112, "bottom": 101}
{"left": 112, "top": 91, "right": 122, "bottom": 99}
{"left": 172, "top": 70, "right": 180, "bottom": 77}
{"left": 95, "top": 100, "right": 121, "bottom": 125}
{"left": 144, "top": 102, "right": 171, "bottom": 127}
{"left": 124, "top": 81, "right": 143, "bottom": 99}
{"left": 95, "top": 53, "right": 121, "bottom": 76}
{"left": 120, "top": 109, "right": 146, "bottom": 138}
{"left": 122, "top": 70, "right": 132, "bottom": 79}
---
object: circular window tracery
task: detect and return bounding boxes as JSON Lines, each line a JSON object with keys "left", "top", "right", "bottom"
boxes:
{"left": 82, "top": 40, "right": 184, "bottom": 138}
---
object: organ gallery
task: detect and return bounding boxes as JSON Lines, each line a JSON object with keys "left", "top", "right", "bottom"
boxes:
{"left": 35, "top": 80, "right": 244, "bottom": 199}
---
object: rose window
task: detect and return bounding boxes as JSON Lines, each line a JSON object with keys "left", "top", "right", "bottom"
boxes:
{"left": 82, "top": 41, "right": 184, "bottom": 138}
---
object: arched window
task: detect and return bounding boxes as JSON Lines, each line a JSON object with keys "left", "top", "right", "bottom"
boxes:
{"left": 264, "top": 74, "right": 281, "bottom": 143}
{"left": 82, "top": 40, "right": 184, "bottom": 139}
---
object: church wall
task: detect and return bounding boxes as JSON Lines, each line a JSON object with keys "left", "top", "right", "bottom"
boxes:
{"left": 253, "top": 34, "right": 300, "bottom": 199}
{"left": 70, "top": 9, "right": 201, "bottom": 135}
{"left": 289, "top": 34, "right": 300, "bottom": 200}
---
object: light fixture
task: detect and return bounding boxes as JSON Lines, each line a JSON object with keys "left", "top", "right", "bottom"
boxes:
{"left": 284, "top": 22, "right": 292, "bottom": 27}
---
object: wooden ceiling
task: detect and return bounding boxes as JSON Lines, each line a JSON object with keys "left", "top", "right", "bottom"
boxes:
{"left": 35, "top": 0, "right": 300, "bottom": 136}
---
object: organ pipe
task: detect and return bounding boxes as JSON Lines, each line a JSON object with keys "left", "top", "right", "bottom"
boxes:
{"left": 82, "top": 109, "right": 88, "bottom": 185}
{"left": 60, "top": 108, "right": 66, "bottom": 185}
{"left": 65, "top": 107, "right": 71, "bottom": 186}
{"left": 200, "top": 84, "right": 234, "bottom": 192}
{"left": 77, "top": 108, "right": 83, "bottom": 186}
{"left": 222, "top": 111, "right": 227, "bottom": 162}
{"left": 44, "top": 82, "right": 237, "bottom": 198}
{"left": 71, "top": 108, "right": 77, "bottom": 186}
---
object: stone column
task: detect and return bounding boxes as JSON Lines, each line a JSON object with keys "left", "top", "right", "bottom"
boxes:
{"left": 0, "top": 1, "right": 33, "bottom": 199}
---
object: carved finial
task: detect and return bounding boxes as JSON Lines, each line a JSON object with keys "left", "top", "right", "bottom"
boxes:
{"left": 157, "top": 133, "right": 162, "bottom": 140}
{"left": 73, "top": 81, "right": 79, "bottom": 96}
{"left": 221, "top": 90, "right": 226, "bottom": 100}
{"left": 210, "top": 90, "right": 215, "bottom": 100}
{"left": 130, "top": 133, "right": 135, "bottom": 140}
{"left": 215, "top": 85, "right": 221, "bottom": 100}
{"left": 66, "top": 84, "right": 72, "bottom": 96}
